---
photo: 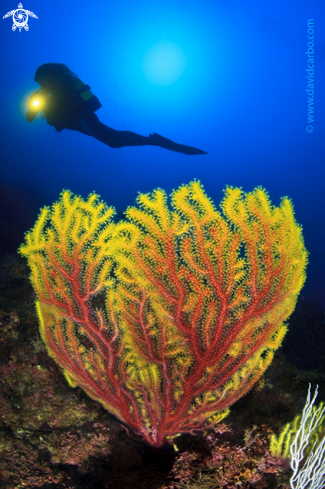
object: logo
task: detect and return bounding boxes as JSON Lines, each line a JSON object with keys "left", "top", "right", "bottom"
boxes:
{"left": 3, "top": 3, "right": 38, "bottom": 32}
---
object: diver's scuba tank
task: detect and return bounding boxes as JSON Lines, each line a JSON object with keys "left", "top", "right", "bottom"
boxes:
{"left": 71, "top": 78, "right": 102, "bottom": 113}
{"left": 26, "top": 64, "right": 102, "bottom": 126}
{"left": 34, "top": 63, "right": 102, "bottom": 113}
{"left": 26, "top": 79, "right": 102, "bottom": 123}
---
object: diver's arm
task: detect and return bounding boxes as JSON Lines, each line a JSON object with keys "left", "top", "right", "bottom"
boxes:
{"left": 26, "top": 109, "right": 37, "bottom": 122}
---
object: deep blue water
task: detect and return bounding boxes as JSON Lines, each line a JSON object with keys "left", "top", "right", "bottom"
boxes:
{"left": 1, "top": 0, "right": 324, "bottom": 306}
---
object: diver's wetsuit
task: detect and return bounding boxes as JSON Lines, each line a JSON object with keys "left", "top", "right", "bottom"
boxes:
{"left": 66, "top": 114, "right": 206, "bottom": 155}
{"left": 26, "top": 63, "right": 207, "bottom": 155}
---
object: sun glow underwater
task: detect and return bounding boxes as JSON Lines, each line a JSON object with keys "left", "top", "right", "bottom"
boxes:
{"left": 141, "top": 41, "right": 187, "bottom": 86}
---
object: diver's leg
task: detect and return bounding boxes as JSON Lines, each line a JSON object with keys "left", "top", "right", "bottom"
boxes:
{"left": 70, "top": 113, "right": 207, "bottom": 155}
{"left": 81, "top": 113, "right": 151, "bottom": 148}
{"left": 147, "top": 133, "right": 207, "bottom": 155}
{"left": 65, "top": 120, "right": 91, "bottom": 136}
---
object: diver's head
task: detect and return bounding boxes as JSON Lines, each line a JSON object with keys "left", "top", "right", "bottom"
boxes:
{"left": 35, "top": 63, "right": 78, "bottom": 86}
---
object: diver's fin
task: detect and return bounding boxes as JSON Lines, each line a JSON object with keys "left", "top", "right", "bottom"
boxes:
{"left": 148, "top": 133, "right": 207, "bottom": 155}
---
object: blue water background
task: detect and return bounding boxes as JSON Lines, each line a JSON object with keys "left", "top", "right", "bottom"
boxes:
{"left": 0, "top": 0, "right": 324, "bottom": 305}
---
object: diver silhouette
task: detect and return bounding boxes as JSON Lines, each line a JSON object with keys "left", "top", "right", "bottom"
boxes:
{"left": 26, "top": 63, "right": 207, "bottom": 155}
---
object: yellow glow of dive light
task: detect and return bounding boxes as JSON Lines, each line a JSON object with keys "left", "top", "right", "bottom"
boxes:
{"left": 29, "top": 94, "right": 45, "bottom": 111}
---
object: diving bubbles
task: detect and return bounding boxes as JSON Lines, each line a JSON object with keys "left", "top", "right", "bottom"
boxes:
{"left": 142, "top": 41, "right": 187, "bottom": 86}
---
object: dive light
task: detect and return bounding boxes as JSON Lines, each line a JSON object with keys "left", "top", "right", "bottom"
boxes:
{"left": 28, "top": 90, "right": 46, "bottom": 111}
{"left": 26, "top": 89, "right": 48, "bottom": 122}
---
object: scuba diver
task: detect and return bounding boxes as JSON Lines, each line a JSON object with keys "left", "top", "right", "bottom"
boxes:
{"left": 26, "top": 63, "right": 207, "bottom": 156}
